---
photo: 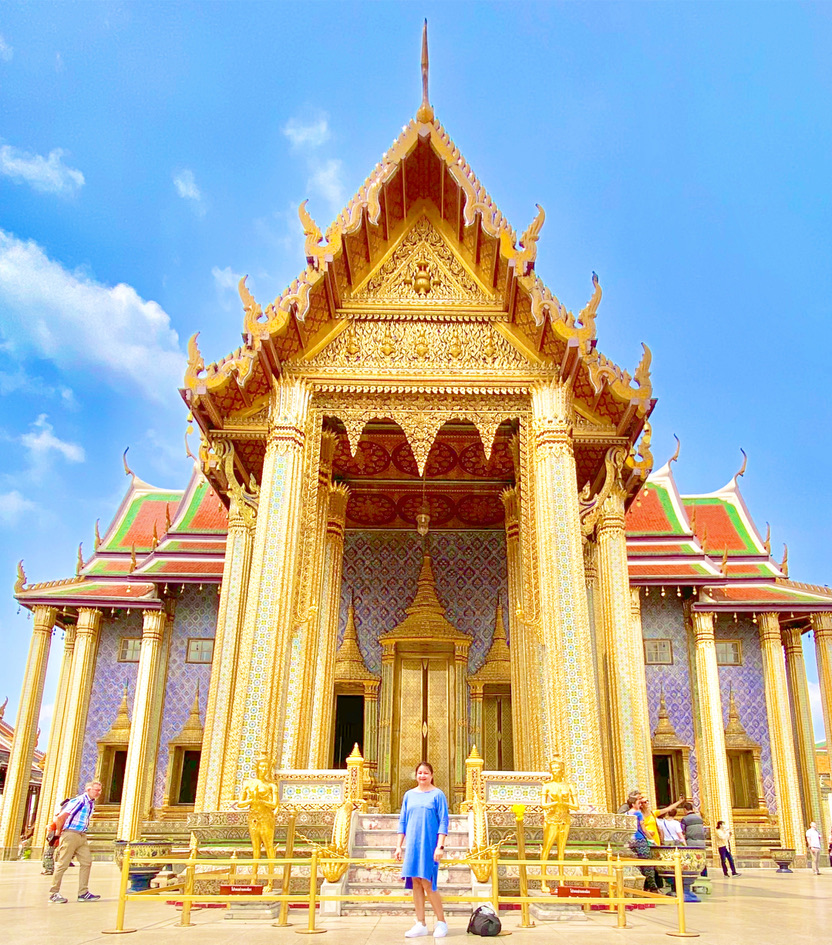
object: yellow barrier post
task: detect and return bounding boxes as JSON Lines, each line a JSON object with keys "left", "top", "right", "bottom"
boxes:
{"left": 614, "top": 856, "right": 626, "bottom": 929}
{"left": 666, "top": 848, "right": 699, "bottom": 938}
{"left": 275, "top": 811, "right": 297, "bottom": 928}
{"left": 606, "top": 846, "right": 614, "bottom": 913}
{"left": 490, "top": 848, "right": 500, "bottom": 914}
{"left": 229, "top": 850, "right": 237, "bottom": 884}
{"left": 581, "top": 852, "right": 590, "bottom": 913}
{"left": 102, "top": 846, "right": 137, "bottom": 934}
{"left": 179, "top": 838, "right": 197, "bottom": 928}
{"left": 512, "top": 805, "right": 534, "bottom": 928}
{"left": 296, "top": 850, "right": 326, "bottom": 935}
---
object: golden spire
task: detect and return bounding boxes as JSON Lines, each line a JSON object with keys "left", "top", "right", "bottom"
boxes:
{"left": 181, "top": 683, "right": 203, "bottom": 736}
{"left": 123, "top": 447, "right": 136, "bottom": 481}
{"left": 98, "top": 684, "right": 131, "bottom": 744}
{"left": 15, "top": 560, "right": 27, "bottom": 594}
{"left": 0, "top": 695, "right": 7, "bottom": 721}
{"left": 668, "top": 434, "right": 681, "bottom": 467}
{"left": 416, "top": 19, "right": 434, "bottom": 123}
{"left": 780, "top": 543, "right": 789, "bottom": 578}
{"left": 335, "top": 594, "right": 376, "bottom": 681}
{"left": 76, "top": 543, "right": 83, "bottom": 577}
{"left": 405, "top": 552, "right": 446, "bottom": 617}
{"left": 470, "top": 598, "right": 511, "bottom": 684}
{"left": 94, "top": 519, "right": 101, "bottom": 550}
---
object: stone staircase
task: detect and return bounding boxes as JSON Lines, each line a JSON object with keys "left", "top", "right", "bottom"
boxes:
{"left": 341, "top": 812, "right": 474, "bottom": 915}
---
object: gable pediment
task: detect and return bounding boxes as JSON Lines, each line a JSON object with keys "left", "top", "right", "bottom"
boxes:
{"left": 349, "top": 212, "right": 496, "bottom": 307}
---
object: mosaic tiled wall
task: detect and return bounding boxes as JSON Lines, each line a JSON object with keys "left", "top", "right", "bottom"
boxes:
{"left": 640, "top": 593, "right": 701, "bottom": 806}
{"left": 79, "top": 587, "right": 216, "bottom": 808}
{"left": 152, "top": 585, "right": 216, "bottom": 808}
{"left": 714, "top": 615, "right": 776, "bottom": 813}
{"left": 79, "top": 608, "right": 142, "bottom": 790}
{"left": 339, "top": 530, "right": 509, "bottom": 674}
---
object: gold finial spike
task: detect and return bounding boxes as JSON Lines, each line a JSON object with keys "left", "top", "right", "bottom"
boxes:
{"left": 165, "top": 503, "right": 172, "bottom": 532}
{"left": 184, "top": 427, "right": 197, "bottom": 463}
{"left": 0, "top": 696, "right": 7, "bottom": 720}
{"left": 780, "top": 543, "right": 789, "bottom": 578}
{"left": 467, "top": 745, "right": 482, "bottom": 762}
{"left": 94, "top": 518, "right": 101, "bottom": 550}
{"left": 76, "top": 543, "right": 83, "bottom": 577}
{"left": 416, "top": 19, "right": 434, "bottom": 123}
{"left": 15, "top": 560, "right": 27, "bottom": 594}
{"left": 721, "top": 545, "right": 729, "bottom": 575}
{"left": 735, "top": 448, "right": 748, "bottom": 480}
{"left": 122, "top": 447, "right": 135, "bottom": 480}
{"left": 764, "top": 522, "right": 771, "bottom": 556}
{"left": 151, "top": 522, "right": 158, "bottom": 550}
{"left": 668, "top": 434, "right": 681, "bottom": 467}
{"left": 129, "top": 544, "right": 137, "bottom": 573}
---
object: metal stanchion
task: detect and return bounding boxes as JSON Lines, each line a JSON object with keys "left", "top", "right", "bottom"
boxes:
{"left": 295, "top": 850, "right": 326, "bottom": 934}
{"left": 513, "top": 806, "right": 534, "bottom": 928}
{"left": 666, "top": 848, "right": 699, "bottom": 938}
{"left": 614, "top": 856, "right": 626, "bottom": 929}
{"left": 275, "top": 811, "right": 296, "bottom": 927}
{"left": 102, "top": 846, "right": 137, "bottom": 934}
{"left": 581, "top": 852, "right": 590, "bottom": 913}
{"left": 606, "top": 846, "right": 615, "bottom": 913}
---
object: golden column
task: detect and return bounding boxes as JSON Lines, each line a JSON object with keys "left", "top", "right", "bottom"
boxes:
{"left": 309, "top": 481, "right": 350, "bottom": 768}
{"left": 469, "top": 683, "right": 484, "bottom": 757}
{"left": 224, "top": 376, "right": 310, "bottom": 796}
{"left": 584, "top": 540, "right": 614, "bottom": 809}
{"left": 812, "top": 613, "right": 832, "bottom": 795}
{"left": 782, "top": 626, "right": 826, "bottom": 835}
{"left": 291, "top": 431, "right": 337, "bottom": 768}
{"left": 454, "top": 640, "right": 469, "bottom": 799}
{"left": 32, "top": 622, "right": 77, "bottom": 853}
{"left": 0, "top": 605, "right": 57, "bottom": 858}
{"left": 50, "top": 607, "right": 102, "bottom": 813}
{"left": 195, "top": 478, "right": 256, "bottom": 812}
{"left": 596, "top": 475, "right": 653, "bottom": 805}
{"left": 116, "top": 608, "right": 170, "bottom": 841}
{"left": 529, "top": 379, "right": 605, "bottom": 807}
{"left": 500, "top": 486, "right": 540, "bottom": 770}
{"left": 690, "top": 609, "right": 733, "bottom": 854}
{"left": 362, "top": 678, "right": 380, "bottom": 791}
{"left": 377, "top": 642, "right": 395, "bottom": 813}
{"left": 758, "top": 612, "right": 805, "bottom": 855}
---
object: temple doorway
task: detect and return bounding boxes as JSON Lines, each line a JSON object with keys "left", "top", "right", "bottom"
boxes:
{"left": 333, "top": 694, "right": 365, "bottom": 768}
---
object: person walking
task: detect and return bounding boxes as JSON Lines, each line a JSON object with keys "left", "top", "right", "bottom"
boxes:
{"left": 394, "top": 762, "right": 450, "bottom": 939}
{"left": 806, "top": 821, "right": 822, "bottom": 874}
{"left": 715, "top": 821, "right": 740, "bottom": 876}
{"left": 48, "top": 781, "right": 102, "bottom": 904}
{"left": 626, "top": 793, "right": 659, "bottom": 893}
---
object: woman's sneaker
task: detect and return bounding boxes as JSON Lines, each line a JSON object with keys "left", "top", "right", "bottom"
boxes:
{"left": 405, "top": 922, "right": 429, "bottom": 938}
{"left": 434, "top": 921, "right": 448, "bottom": 938}
{"left": 48, "top": 893, "right": 67, "bottom": 904}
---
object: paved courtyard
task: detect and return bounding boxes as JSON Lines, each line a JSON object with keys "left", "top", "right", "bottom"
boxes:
{"left": 1, "top": 860, "right": 828, "bottom": 945}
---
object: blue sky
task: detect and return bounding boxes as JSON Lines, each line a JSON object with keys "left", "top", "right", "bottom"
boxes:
{"left": 0, "top": 2, "right": 830, "bottom": 746}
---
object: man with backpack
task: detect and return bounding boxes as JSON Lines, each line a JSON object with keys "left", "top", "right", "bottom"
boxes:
{"left": 48, "top": 781, "right": 102, "bottom": 904}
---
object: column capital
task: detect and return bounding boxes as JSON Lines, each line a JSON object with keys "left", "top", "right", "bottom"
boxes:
{"left": 267, "top": 377, "right": 309, "bottom": 451}
{"left": 31, "top": 605, "right": 58, "bottom": 634}
{"left": 691, "top": 609, "right": 716, "bottom": 644}
{"left": 76, "top": 607, "right": 102, "bottom": 635}
{"left": 140, "top": 609, "right": 166, "bottom": 640}
{"left": 758, "top": 611, "right": 781, "bottom": 643}
{"left": 327, "top": 482, "right": 350, "bottom": 529}
{"left": 782, "top": 625, "right": 805, "bottom": 654}
{"left": 812, "top": 612, "right": 832, "bottom": 637}
{"left": 63, "top": 623, "right": 77, "bottom": 650}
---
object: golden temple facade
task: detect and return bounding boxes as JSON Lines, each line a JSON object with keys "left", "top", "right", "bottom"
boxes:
{"left": 4, "top": 34, "right": 832, "bottom": 868}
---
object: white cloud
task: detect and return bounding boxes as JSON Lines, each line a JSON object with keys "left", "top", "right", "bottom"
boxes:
{"left": 308, "top": 159, "right": 345, "bottom": 213}
{"left": 0, "top": 489, "right": 37, "bottom": 525}
{"left": 0, "top": 229, "right": 185, "bottom": 400}
{"left": 0, "top": 34, "right": 12, "bottom": 63}
{"left": 20, "top": 414, "right": 84, "bottom": 466}
{"left": 0, "top": 143, "right": 84, "bottom": 195}
{"left": 173, "top": 168, "right": 206, "bottom": 216}
{"left": 212, "top": 265, "right": 244, "bottom": 311}
{"left": 282, "top": 115, "right": 331, "bottom": 151}
{"left": 0, "top": 362, "right": 77, "bottom": 406}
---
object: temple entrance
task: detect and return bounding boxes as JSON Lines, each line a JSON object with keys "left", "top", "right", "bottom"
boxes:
{"left": 482, "top": 692, "right": 513, "bottom": 771}
{"left": 392, "top": 652, "right": 454, "bottom": 807}
{"left": 727, "top": 749, "right": 758, "bottom": 810}
{"left": 333, "top": 694, "right": 365, "bottom": 768}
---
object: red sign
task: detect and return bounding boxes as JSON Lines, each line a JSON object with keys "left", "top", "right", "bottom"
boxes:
{"left": 219, "top": 884, "right": 264, "bottom": 895}
{"left": 556, "top": 885, "right": 593, "bottom": 898}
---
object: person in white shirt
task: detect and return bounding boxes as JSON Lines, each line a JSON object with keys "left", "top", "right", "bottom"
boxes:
{"left": 715, "top": 821, "right": 740, "bottom": 877}
{"left": 806, "top": 822, "right": 822, "bottom": 875}
{"left": 658, "top": 811, "right": 685, "bottom": 845}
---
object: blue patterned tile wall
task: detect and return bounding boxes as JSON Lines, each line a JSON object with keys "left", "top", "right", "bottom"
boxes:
{"left": 152, "top": 585, "right": 217, "bottom": 808}
{"left": 714, "top": 615, "right": 775, "bottom": 813}
{"left": 340, "top": 531, "right": 508, "bottom": 674}
{"left": 640, "top": 592, "right": 701, "bottom": 806}
{"left": 79, "top": 609, "right": 142, "bottom": 791}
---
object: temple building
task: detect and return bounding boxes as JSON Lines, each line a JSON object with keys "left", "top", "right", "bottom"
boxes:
{"left": 3, "top": 40, "right": 832, "bottom": 867}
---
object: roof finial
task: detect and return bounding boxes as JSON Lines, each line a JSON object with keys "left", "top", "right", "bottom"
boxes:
{"left": 123, "top": 447, "right": 136, "bottom": 481}
{"left": 735, "top": 448, "right": 747, "bottom": 481}
{"left": 668, "top": 434, "right": 681, "bottom": 467}
{"left": 416, "top": 20, "right": 434, "bottom": 123}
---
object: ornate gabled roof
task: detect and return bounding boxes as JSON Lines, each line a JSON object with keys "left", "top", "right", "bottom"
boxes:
{"left": 98, "top": 684, "right": 131, "bottom": 745}
{"left": 181, "top": 36, "right": 654, "bottom": 499}
{"left": 652, "top": 690, "right": 689, "bottom": 750}
{"left": 723, "top": 688, "right": 760, "bottom": 750}
{"left": 169, "top": 685, "right": 204, "bottom": 747}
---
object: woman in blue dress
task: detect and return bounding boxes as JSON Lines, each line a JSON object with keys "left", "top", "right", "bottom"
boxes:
{"left": 394, "top": 762, "right": 449, "bottom": 938}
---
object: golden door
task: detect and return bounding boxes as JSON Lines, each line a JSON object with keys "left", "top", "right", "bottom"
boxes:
{"left": 393, "top": 655, "right": 453, "bottom": 807}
